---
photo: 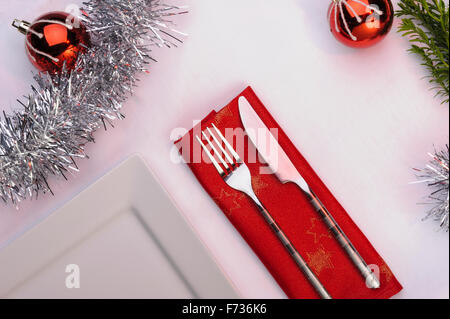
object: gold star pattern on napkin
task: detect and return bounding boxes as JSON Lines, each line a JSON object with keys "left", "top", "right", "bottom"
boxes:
{"left": 214, "top": 107, "right": 234, "bottom": 127}
{"left": 251, "top": 175, "right": 270, "bottom": 195}
{"left": 215, "top": 188, "right": 246, "bottom": 216}
{"left": 306, "top": 217, "right": 333, "bottom": 244}
{"left": 306, "top": 245, "right": 334, "bottom": 275}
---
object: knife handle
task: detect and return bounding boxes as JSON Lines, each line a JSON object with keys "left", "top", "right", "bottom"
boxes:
{"left": 306, "top": 190, "right": 380, "bottom": 289}
{"left": 253, "top": 201, "right": 332, "bottom": 299}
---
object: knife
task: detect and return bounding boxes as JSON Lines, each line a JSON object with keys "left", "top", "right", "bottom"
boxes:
{"left": 238, "top": 96, "right": 380, "bottom": 289}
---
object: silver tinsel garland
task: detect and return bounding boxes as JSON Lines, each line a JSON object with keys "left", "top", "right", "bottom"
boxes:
{"left": 415, "top": 145, "right": 450, "bottom": 231}
{"left": 0, "top": 0, "right": 185, "bottom": 205}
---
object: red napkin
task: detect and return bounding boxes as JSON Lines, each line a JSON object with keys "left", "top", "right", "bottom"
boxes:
{"left": 175, "top": 86, "right": 402, "bottom": 299}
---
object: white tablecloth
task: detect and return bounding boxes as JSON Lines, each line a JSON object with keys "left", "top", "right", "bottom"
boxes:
{"left": 0, "top": 0, "right": 448, "bottom": 298}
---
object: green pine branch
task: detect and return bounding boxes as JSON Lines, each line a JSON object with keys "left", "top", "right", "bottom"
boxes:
{"left": 396, "top": 0, "right": 449, "bottom": 104}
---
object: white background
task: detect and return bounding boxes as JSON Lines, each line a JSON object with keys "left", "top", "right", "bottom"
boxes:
{"left": 0, "top": 0, "right": 448, "bottom": 298}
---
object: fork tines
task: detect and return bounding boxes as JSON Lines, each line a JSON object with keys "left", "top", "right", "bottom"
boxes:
{"left": 195, "top": 123, "right": 241, "bottom": 177}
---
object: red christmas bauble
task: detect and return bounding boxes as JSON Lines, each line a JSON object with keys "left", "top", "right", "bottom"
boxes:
{"left": 25, "top": 11, "right": 90, "bottom": 73}
{"left": 328, "top": 0, "right": 394, "bottom": 48}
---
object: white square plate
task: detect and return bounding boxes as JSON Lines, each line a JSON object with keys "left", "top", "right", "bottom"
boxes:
{"left": 0, "top": 155, "right": 239, "bottom": 298}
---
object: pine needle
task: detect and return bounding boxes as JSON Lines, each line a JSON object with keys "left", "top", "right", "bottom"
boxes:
{"left": 396, "top": 0, "right": 449, "bottom": 104}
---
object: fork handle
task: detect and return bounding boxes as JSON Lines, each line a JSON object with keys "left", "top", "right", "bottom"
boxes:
{"left": 254, "top": 202, "right": 332, "bottom": 299}
{"left": 306, "top": 190, "right": 380, "bottom": 289}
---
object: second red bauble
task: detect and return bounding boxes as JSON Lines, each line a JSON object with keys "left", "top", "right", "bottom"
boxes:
{"left": 328, "top": 0, "right": 394, "bottom": 48}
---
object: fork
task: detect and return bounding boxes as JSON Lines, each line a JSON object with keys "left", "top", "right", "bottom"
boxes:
{"left": 196, "top": 123, "right": 332, "bottom": 299}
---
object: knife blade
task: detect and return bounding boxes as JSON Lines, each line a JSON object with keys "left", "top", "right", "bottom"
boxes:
{"left": 238, "top": 96, "right": 311, "bottom": 195}
{"left": 238, "top": 95, "right": 380, "bottom": 289}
